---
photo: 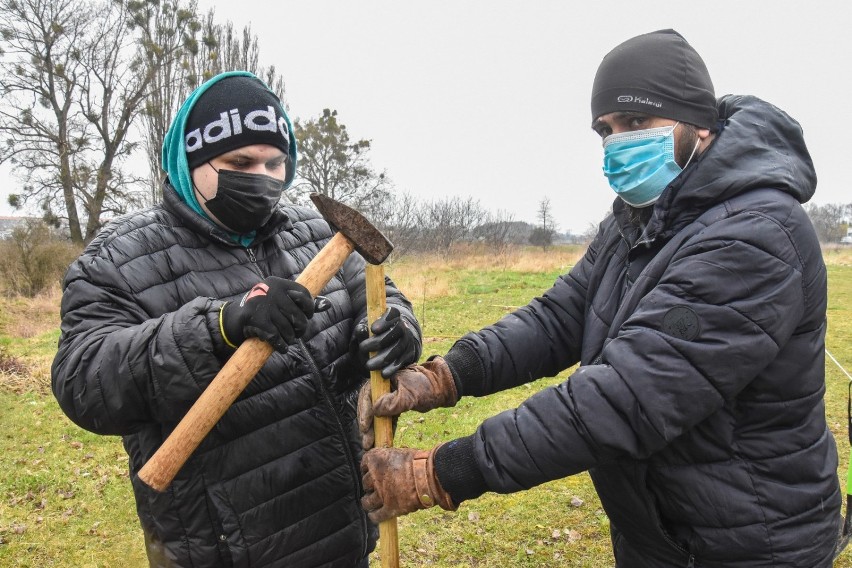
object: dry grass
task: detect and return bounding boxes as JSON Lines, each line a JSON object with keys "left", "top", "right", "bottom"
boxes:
{"left": 0, "top": 284, "right": 62, "bottom": 338}
{"left": 0, "top": 284, "right": 62, "bottom": 394}
{"left": 388, "top": 244, "right": 586, "bottom": 301}
{"left": 0, "top": 347, "right": 32, "bottom": 394}
{"left": 822, "top": 244, "right": 852, "bottom": 266}
{"left": 386, "top": 262, "right": 453, "bottom": 301}
{"left": 435, "top": 243, "right": 584, "bottom": 273}
{"left": 1, "top": 362, "right": 52, "bottom": 395}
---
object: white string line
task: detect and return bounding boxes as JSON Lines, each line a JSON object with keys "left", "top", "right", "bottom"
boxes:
{"left": 827, "top": 349, "right": 852, "bottom": 382}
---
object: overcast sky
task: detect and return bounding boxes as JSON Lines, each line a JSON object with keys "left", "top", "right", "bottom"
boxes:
{"left": 2, "top": 0, "right": 850, "bottom": 233}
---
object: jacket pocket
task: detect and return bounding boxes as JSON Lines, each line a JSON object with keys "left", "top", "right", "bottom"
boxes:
{"left": 593, "top": 461, "right": 694, "bottom": 565}
{"left": 206, "top": 481, "right": 246, "bottom": 568}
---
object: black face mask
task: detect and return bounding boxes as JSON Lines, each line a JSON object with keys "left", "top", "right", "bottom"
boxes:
{"left": 201, "top": 166, "right": 285, "bottom": 234}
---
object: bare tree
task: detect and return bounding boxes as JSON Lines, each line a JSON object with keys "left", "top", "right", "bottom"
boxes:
{"left": 421, "top": 196, "right": 484, "bottom": 257}
{"left": 0, "top": 0, "right": 200, "bottom": 243}
{"left": 74, "top": 0, "right": 164, "bottom": 238}
{"left": 140, "top": 8, "right": 287, "bottom": 202}
{"left": 473, "top": 209, "right": 516, "bottom": 255}
{"left": 190, "top": 14, "right": 285, "bottom": 97}
{"left": 0, "top": 0, "right": 92, "bottom": 242}
{"left": 369, "top": 191, "right": 422, "bottom": 261}
{"left": 137, "top": 0, "right": 202, "bottom": 203}
{"left": 804, "top": 202, "right": 851, "bottom": 243}
{"left": 581, "top": 220, "right": 602, "bottom": 245}
{"left": 292, "top": 109, "right": 393, "bottom": 214}
{"left": 530, "top": 196, "right": 557, "bottom": 251}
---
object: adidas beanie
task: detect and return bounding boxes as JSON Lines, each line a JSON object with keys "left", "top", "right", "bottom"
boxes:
{"left": 184, "top": 75, "right": 291, "bottom": 169}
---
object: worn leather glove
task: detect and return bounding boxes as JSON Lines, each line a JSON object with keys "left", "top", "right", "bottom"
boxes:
{"left": 220, "top": 276, "right": 314, "bottom": 353}
{"left": 358, "top": 307, "right": 420, "bottom": 379}
{"left": 360, "top": 445, "right": 457, "bottom": 523}
{"left": 358, "top": 356, "right": 458, "bottom": 450}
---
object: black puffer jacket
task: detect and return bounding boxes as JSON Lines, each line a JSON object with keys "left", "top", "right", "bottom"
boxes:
{"left": 438, "top": 95, "right": 840, "bottom": 567}
{"left": 52, "top": 186, "right": 420, "bottom": 567}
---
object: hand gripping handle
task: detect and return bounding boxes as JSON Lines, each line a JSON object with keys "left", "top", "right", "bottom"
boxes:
{"left": 137, "top": 233, "right": 355, "bottom": 492}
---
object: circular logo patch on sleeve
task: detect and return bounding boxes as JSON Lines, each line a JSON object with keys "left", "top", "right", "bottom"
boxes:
{"left": 662, "top": 306, "right": 700, "bottom": 341}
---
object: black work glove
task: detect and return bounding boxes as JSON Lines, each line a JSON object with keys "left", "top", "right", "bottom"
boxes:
{"left": 357, "top": 307, "right": 420, "bottom": 379}
{"left": 350, "top": 318, "right": 371, "bottom": 374}
{"left": 220, "top": 276, "right": 314, "bottom": 353}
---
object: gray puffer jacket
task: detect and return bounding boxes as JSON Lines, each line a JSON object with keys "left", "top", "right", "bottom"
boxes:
{"left": 437, "top": 95, "right": 840, "bottom": 567}
{"left": 52, "top": 186, "right": 420, "bottom": 567}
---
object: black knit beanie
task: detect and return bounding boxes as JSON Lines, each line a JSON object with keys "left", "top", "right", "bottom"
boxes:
{"left": 591, "top": 29, "right": 718, "bottom": 131}
{"left": 184, "top": 75, "right": 291, "bottom": 169}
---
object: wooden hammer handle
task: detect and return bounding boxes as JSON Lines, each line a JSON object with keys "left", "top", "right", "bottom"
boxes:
{"left": 138, "top": 233, "right": 355, "bottom": 492}
{"left": 366, "top": 264, "right": 400, "bottom": 568}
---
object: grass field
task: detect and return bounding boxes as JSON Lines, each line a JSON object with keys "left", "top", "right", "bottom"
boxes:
{"left": 1, "top": 244, "right": 851, "bottom": 567}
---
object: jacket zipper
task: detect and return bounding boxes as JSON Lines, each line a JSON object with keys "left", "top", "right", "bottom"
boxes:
{"left": 299, "top": 338, "right": 370, "bottom": 559}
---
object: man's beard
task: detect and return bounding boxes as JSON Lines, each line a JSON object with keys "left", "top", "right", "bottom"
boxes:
{"left": 624, "top": 125, "right": 699, "bottom": 228}
{"left": 676, "top": 125, "right": 700, "bottom": 168}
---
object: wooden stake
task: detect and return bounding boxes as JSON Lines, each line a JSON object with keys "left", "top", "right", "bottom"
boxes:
{"left": 366, "top": 263, "right": 400, "bottom": 568}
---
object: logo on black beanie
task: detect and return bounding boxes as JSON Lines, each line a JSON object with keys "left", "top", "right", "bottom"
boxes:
{"left": 616, "top": 95, "right": 662, "bottom": 109}
{"left": 185, "top": 107, "right": 290, "bottom": 154}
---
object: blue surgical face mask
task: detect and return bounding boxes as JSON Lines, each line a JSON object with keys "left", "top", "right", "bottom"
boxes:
{"left": 602, "top": 123, "right": 684, "bottom": 208}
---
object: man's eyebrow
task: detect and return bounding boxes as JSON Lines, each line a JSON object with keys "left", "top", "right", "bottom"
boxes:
{"left": 222, "top": 149, "right": 285, "bottom": 161}
{"left": 220, "top": 150, "right": 253, "bottom": 160}
{"left": 591, "top": 111, "right": 649, "bottom": 130}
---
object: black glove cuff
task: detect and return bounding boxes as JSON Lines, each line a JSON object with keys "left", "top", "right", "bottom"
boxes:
{"left": 209, "top": 300, "right": 235, "bottom": 356}
{"left": 220, "top": 301, "right": 245, "bottom": 347}
{"left": 349, "top": 318, "right": 370, "bottom": 379}
{"left": 442, "top": 340, "right": 486, "bottom": 398}
{"left": 433, "top": 435, "right": 489, "bottom": 505}
{"left": 399, "top": 314, "right": 423, "bottom": 362}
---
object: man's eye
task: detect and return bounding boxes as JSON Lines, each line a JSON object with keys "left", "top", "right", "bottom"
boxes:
{"left": 628, "top": 117, "right": 647, "bottom": 128}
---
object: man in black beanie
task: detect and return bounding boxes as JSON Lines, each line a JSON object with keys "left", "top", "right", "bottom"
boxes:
{"left": 52, "top": 70, "right": 423, "bottom": 567}
{"left": 358, "top": 29, "right": 841, "bottom": 567}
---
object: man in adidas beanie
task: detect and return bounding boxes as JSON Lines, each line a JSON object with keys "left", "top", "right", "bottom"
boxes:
{"left": 358, "top": 29, "right": 840, "bottom": 567}
{"left": 52, "top": 71, "right": 423, "bottom": 567}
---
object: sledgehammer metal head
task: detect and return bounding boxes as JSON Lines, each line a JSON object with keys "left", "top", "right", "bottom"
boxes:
{"left": 310, "top": 193, "right": 393, "bottom": 264}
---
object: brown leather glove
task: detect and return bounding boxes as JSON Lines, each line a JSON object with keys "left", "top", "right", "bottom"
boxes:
{"left": 360, "top": 445, "right": 457, "bottom": 524}
{"left": 358, "top": 356, "right": 459, "bottom": 450}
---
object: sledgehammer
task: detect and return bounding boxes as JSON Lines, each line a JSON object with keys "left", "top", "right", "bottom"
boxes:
{"left": 138, "top": 193, "right": 393, "bottom": 492}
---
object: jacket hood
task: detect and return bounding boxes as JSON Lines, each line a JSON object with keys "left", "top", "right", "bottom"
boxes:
{"left": 632, "top": 94, "right": 817, "bottom": 240}
{"left": 685, "top": 94, "right": 816, "bottom": 203}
